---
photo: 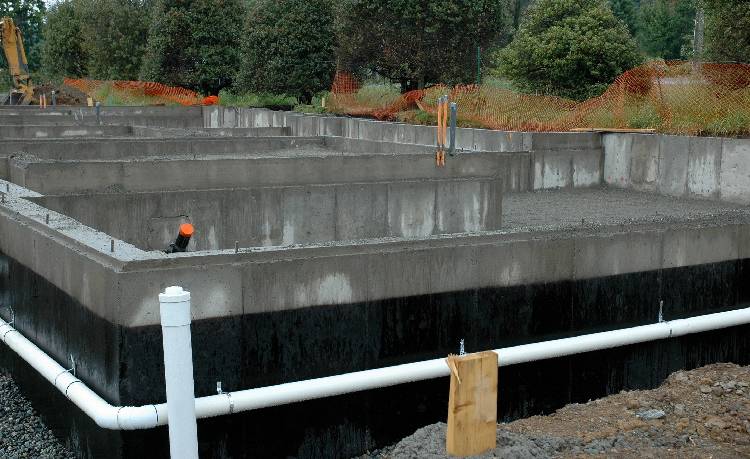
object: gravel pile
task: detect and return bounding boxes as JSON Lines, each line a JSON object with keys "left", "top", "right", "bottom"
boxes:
{"left": 361, "top": 363, "right": 750, "bottom": 458}
{"left": 0, "top": 371, "right": 75, "bottom": 459}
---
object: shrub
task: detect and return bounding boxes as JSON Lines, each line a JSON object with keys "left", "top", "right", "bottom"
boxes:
{"left": 495, "top": 0, "right": 642, "bottom": 100}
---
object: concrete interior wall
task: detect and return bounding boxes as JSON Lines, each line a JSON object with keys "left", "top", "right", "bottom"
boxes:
{"left": 31, "top": 179, "right": 502, "bottom": 251}
{"left": 9, "top": 151, "right": 515, "bottom": 195}
{"left": 604, "top": 133, "right": 750, "bottom": 205}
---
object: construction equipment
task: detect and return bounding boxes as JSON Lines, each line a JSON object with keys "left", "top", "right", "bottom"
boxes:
{"left": 1, "top": 16, "right": 34, "bottom": 105}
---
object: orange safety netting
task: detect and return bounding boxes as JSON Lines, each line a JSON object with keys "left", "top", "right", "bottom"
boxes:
{"left": 63, "top": 78, "right": 204, "bottom": 106}
{"left": 328, "top": 62, "right": 750, "bottom": 136}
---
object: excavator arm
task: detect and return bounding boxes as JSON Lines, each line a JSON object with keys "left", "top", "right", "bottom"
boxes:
{"left": 0, "top": 16, "right": 34, "bottom": 105}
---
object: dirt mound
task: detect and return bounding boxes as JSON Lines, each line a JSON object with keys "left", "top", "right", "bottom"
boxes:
{"left": 362, "top": 363, "right": 750, "bottom": 458}
{"left": 33, "top": 83, "right": 88, "bottom": 106}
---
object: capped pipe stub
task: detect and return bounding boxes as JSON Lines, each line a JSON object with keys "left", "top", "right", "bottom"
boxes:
{"left": 159, "top": 286, "right": 191, "bottom": 327}
{"left": 179, "top": 223, "right": 194, "bottom": 238}
{"left": 159, "top": 286, "right": 190, "bottom": 303}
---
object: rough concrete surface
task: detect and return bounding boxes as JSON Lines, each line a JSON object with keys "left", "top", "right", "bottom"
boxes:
{"left": 503, "top": 188, "right": 747, "bottom": 231}
{"left": 360, "top": 364, "right": 750, "bottom": 459}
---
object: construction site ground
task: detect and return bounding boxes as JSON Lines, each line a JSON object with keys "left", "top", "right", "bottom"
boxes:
{"left": 362, "top": 363, "right": 750, "bottom": 458}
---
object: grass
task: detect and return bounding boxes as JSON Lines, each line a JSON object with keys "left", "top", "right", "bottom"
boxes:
{"left": 93, "top": 82, "right": 178, "bottom": 106}
{"left": 626, "top": 104, "right": 663, "bottom": 129}
{"left": 222, "top": 66, "right": 750, "bottom": 138}
{"left": 218, "top": 90, "right": 298, "bottom": 109}
{"left": 353, "top": 83, "right": 401, "bottom": 107}
{"left": 704, "top": 112, "right": 750, "bottom": 137}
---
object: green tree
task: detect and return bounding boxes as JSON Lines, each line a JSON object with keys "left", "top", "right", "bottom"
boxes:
{"left": 40, "top": 0, "right": 149, "bottom": 80}
{"left": 140, "top": 0, "right": 244, "bottom": 94}
{"left": 609, "top": 0, "right": 638, "bottom": 35}
{"left": 496, "top": 0, "right": 642, "bottom": 100}
{"left": 81, "top": 0, "right": 149, "bottom": 80}
{"left": 637, "top": 0, "right": 695, "bottom": 59}
{"left": 1, "top": 0, "right": 46, "bottom": 72}
{"left": 235, "top": 0, "right": 336, "bottom": 102}
{"left": 336, "top": 0, "right": 513, "bottom": 91}
{"left": 703, "top": 0, "right": 750, "bottom": 63}
{"left": 40, "top": 1, "right": 87, "bottom": 78}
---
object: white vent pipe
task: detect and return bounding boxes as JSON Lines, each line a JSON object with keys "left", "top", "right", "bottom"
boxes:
{"left": 1, "top": 304, "right": 749, "bottom": 431}
{"left": 159, "top": 286, "right": 199, "bottom": 459}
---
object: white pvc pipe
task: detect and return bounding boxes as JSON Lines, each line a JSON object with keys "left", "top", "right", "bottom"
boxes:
{"left": 159, "top": 286, "right": 199, "bottom": 459}
{"left": 1, "top": 307, "right": 749, "bottom": 430}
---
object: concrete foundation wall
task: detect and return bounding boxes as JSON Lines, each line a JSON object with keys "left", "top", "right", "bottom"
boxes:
{"left": 203, "top": 107, "right": 603, "bottom": 191}
{"left": 10, "top": 152, "right": 517, "bottom": 194}
{"left": 3, "top": 178, "right": 750, "bottom": 330}
{"left": 0, "top": 124, "right": 133, "bottom": 138}
{"left": 604, "top": 134, "right": 750, "bottom": 205}
{"left": 0, "top": 106, "right": 204, "bottom": 128}
{"left": 33, "top": 179, "right": 502, "bottom": 250}
{"left": 0, "top": 137, "right": 325, "bottom": 180}
{"left": 131, "top": 126, "right": 291, "bottom": 138}
{"left": 202, "top": 109, "right": 750, "bottom": 203}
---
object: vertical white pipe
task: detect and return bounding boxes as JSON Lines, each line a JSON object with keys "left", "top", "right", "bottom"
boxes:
{"left": 158, "top": 286, "right": 199, "bottom": 459}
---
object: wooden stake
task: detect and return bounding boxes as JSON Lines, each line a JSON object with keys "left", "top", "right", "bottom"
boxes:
{"left": 446, "top": 351, "right": 498, "bottom": 457}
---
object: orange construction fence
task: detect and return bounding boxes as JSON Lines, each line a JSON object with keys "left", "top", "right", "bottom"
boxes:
{"left": 328, "top": 61, "right": 750, "bottom": 136}
{"left": 63, "top": 78, "right": 215, "bottom": 106}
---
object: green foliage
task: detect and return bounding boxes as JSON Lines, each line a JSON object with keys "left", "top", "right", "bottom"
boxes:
{"left": 293, "top": 104, "right": 327, "bottom": 114}
{"left": 703, "top": 0, "right": 750, "bottom": 63}
{"left": 336, "top": 0, "right": 513, "bottom": 91}
{"left": 353, "top": 83, "right": 401, "bottom": 107}
{"left": 1, "top": 0, "right": 46, "bottom": 72}
{"left": 637, "top": 0, "right": 695, "bottom": 60}
{"left": 496, "top": 0, "right": 642, "bottom": 100}
{"left": 609, "top": 0, "right": 637, "bottom": 35}
{"left": 93, "top": 81, "right": 179, "bottom": 105}
{"left": 218, "top": 89, "right": 298, "bottom": 109}
{"left": 704, "top": 112, "right": 750, "bottom": 137}
{"left": 235, "top": 0, "right": 335, "bottom": 103}
{"left": 82, "top": 0, "right": 149, "bottom": 80}
{"left": 626, "top": 104, "right": 663, "bottom": 128}
{"left": 40, "top": 1, "right": 86, "bottom": 78}
{"left": 141, "top": 0, "right": 244, "bottom": 94}
{"left": 40, "top": 0, "right": 148, "bottom": 80}
{"left": 396, "top": 108, "right": 486, "bottom": 128}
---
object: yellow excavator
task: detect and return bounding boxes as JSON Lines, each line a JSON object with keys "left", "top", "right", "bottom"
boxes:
{"left": 0, "top": 16, "right": 34, "bottom": 105}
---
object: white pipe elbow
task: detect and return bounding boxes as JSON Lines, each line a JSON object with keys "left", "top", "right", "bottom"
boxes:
{"left": 115, "top": 405, "right": 161, "bottom": 430}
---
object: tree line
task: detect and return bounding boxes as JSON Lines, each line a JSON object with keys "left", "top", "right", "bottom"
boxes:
{"left": 1, "top": 0, "right": 748, "bottom": 101}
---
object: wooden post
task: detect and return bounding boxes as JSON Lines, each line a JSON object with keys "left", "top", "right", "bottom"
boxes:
{"left": 446, "top": 351, "right": 498, "bottom": 457}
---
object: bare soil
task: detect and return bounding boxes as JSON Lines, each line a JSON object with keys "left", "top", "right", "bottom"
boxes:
{"left": 363, "top": 363, "right": 750, "bottom": 458}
